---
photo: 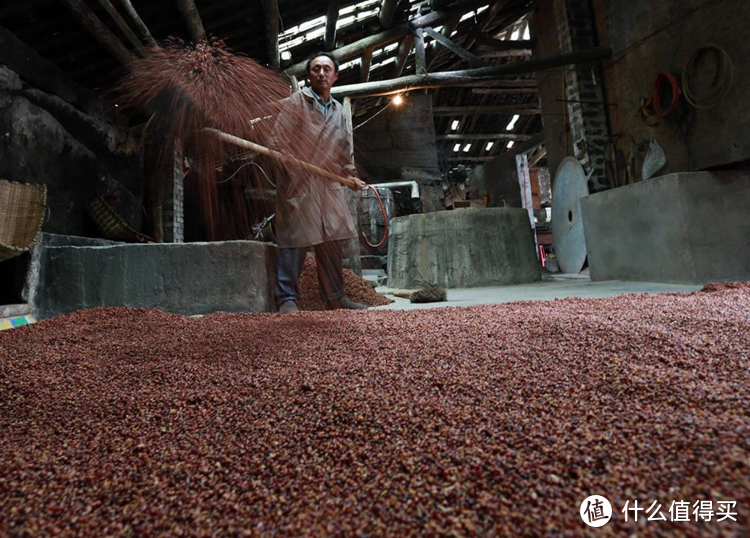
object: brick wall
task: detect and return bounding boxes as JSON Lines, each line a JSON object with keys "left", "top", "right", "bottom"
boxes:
{"left": 553, "top": 0, "right": 611, "bottom": 192}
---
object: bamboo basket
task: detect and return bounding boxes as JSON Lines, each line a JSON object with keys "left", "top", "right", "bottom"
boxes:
{"left": 0, "top": 179, "right": 47, "bottom": 262}
{"left": 88, "top": 196, "right": 154, "bottom": 243}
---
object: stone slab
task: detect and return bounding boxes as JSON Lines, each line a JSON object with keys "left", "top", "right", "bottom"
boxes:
{"left": 387, "top": 208, "right": 541, "bottom": 289}
{"left": 34, "top": 240, "right": 278, "bottom": 319}
{"left": 580, "top": 171, "right": 750, "bottom": 284}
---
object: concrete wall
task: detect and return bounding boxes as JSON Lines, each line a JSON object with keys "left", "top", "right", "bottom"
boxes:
{"left": 388, "top": 208, "right": 541, "bottom": 288}
{"left": 593, "top": 0, "right": 750, "bottom": 175}
{"left": 33, "top": 239, "right": 278, "bottom": 319}
{"left": 354, "top": 92, "right": 442, "bottom": 183}
{"left": 581, "top": 171, "right": 750, "bottom": 284}
{"left": 0, "top": 26, "right": 144, "bottom": 237}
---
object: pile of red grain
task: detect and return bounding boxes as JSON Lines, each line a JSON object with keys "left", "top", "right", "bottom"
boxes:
{"left": 298, "top": 257, "right": 393, "bottom": 310}
{"left": 1, "top": 284, "right": 748, "bottom": 536}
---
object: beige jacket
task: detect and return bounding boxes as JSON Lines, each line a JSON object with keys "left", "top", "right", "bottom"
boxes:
{"left": 270, "top": 88, "right": 357, "bottom": 248}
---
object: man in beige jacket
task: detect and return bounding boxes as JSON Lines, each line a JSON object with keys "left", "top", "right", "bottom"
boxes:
{"left": 271, "top": 52, "right": 367, "bottom": 313}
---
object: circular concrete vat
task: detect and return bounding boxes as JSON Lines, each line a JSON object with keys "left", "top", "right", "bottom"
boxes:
{"left": 387, "top": 208, "right": 541, "bottom": 289}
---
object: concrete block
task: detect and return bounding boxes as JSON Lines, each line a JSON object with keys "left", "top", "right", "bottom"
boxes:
{"left": 34, "top": 240, "right": 278, "bottom": 318}
{"left": 388, "top": 208, "right": 541, "bottom": 288}
{"left": 581, "top": 171, "right": 750, "bottom": 284}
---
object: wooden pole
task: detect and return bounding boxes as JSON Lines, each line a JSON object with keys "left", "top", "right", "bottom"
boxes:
{"left": 205, "top": 129, "right": 358, "bottom": 189}
{"left": 414, "top": 28, "right": 427, "bottom": 75}
{"left": 378, "top": 0, "right": 399, "bottom": 29}
{"left": 436, "top": 133, "right": 532, "bottom": 141}
{"left": 95, "top": 0, "right": 145, "bottom": 53}
{"left": 119, "top": 0, "right": 157, "bottom": 47}
{"left": 325, "top": 0, "right": 341, "bottom": 50}
{"left": 61, "top": 0, "right": 137, "bottom": 65}
{"left": 360, "top": 47, "right": 373, "bottom": 82}
{"left": 433, "top": 104, "right": 540, "bottom": 116}
{"left": 423, "top": 26, "right": 487, "bottom": 68}
{"left": 331, "top": 46, "right": 612, "bottom": 98}
{"left": 260, "top": 0, "right": 280, "bottom": 67}
{"left": 175, "top": 0, "right": 207, "bottom": 44}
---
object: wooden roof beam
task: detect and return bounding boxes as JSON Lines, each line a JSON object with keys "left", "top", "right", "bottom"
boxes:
{"left": 325, "top": 0, "right": 341, "bottom": 50}
{"left": 61, "top": 0, "right": 137, "bottom": 65}
{"left": 331, "top": 46, "right": 612, "bottom": 98}
{"left": 95, "top": 0, "right": 145, "bottom": 53}
{"left": 436, "top": 133, "right": 533, "bottom": 141}
{"left": 423, "top": 25, "right": 488, "bottom": 68}
{"left": 175, "top": 0, "right": 206, "bottom": 44}
{"left": 379, "top": 0, "right": 400, "bottom": 29}
{"left": 260, "top": 0, "right": 280, "bottom": 67}
{"left": 433, "top": 104, "right": 540, "bottom": 116}
{"left": 119, "top": 0, "right": 157, "bottom": 47}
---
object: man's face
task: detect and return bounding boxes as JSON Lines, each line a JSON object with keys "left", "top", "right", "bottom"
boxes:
{"left": 308, "top": 56, "right": 339, "bottom": 95}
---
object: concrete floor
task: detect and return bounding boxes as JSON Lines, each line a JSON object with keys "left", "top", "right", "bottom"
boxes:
{"left": 372, "top": 273, "right": 702, "bottom": 310}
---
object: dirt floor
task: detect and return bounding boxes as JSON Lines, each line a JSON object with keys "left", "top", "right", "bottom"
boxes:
{"left": 1, "top": 282, "right": 748, "bottom": 536}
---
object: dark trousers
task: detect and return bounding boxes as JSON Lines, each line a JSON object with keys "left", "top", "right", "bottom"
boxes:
{"left": 275, "top": 241, "right": 346, "bottom": 308}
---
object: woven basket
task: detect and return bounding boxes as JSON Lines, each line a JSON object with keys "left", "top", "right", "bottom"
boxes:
{"left": 0, "top": 179, "right": 47, "bottom": 263}
{"left": 88, "top": 196, "right": 154, "bottom": 243}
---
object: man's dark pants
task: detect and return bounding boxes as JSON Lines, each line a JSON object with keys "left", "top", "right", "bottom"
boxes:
{"left": 275, "top": 240, "right": 346, "bottom": 309}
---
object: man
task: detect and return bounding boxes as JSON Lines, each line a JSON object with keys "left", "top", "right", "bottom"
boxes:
{"left": 270, "top": 52, "right": 368, "bottom": 313}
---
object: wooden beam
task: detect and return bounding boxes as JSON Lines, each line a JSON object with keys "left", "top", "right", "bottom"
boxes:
{"left": 95, "top": 0, "right": 144, "bottom": 53}
{"left": 259, "top": 0, "right": 279, "bottom": 67}
{"left": 331, "top": 46, "right": 612, "bottom": 98}
{"left": 444, "top": 156, "right": 497, "bottom": 162}
{"left": 325, "top": 0, "right": 340, "bottom": 51}
{"left": 394, "top": 34, "right": 415, "bottom": 77}
{"left": 528, "top": 147, "right": 547, "bottom": 167}
{"left": 286, "top": 0, "right": 490, "bottom": 77}
{"left": 119, "top": 0, "right": 157, "bottom": 47}
{"left": 476, "top": 37, "right": 534, "bottom": 50}
{"left": 175, "top": 0, "right": 206, "bottom": 44}
{"left": 426, "top": 15, "right": 459, "bottom": 70}
{"left": 379, "top": 0, "right": 399, "bottom": 29}
{"left": 436, "top": 133, "right": 532, "bottom": 141}
{"left": 433, "top": 104, "right": 540, "bottom": 116}
{"left": 471, "top": 87, "right": 537, "bottom": 95}
{"left": 61, "top": 0, "right": 137, "bottom": 65}
{"left": 423, "top": 26, "right": 487, "bottom": 68}
{"left": 478, "top": 49, "right": 532, "bottom": 59}
{"left": 414, "top": 28, "right": 427, "bottom": 75}
{"left": 360, "top": 48, "right": 373, "bottom": 82}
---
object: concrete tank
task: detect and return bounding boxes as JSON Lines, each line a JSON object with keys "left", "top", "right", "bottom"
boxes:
{"left": 387, "top": 208, "right": 541, "bottom": 289}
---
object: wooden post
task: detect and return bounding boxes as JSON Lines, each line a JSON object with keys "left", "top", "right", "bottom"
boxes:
{"left": 414, "top": 28, "right": 427, "bottom": 75}
{"left": 360, "top": 48, "right": 373, "bottom": 82}
{"left": 175, "top": 0, "right": 207, "bottom": 44}
{"left": 394, "top": 35, "right": 415, "bottom": 77}
{"left": 61, "top": 0, "right": 137, "bottom": 65}
{"left": 342, "top": 96, "right": 362, "bottom": 276}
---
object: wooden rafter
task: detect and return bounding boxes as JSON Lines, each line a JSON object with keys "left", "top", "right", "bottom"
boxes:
{"left": 61, "top": 0, "right": 137, "bottom": 65}
{"left": 379, "top": 0, "right": 399, "bottom": 29}
{"left": 433, "top": 104, "right": 540, "bottom": 116}
{"left": 325, "top": 0, "right": 341, "bottom": 51}
{"left": 95, "top": 0, "right": 144, "bottom": 52}
{"left": 423, "top": 26, "right": 487, "bottom": 67}
{"left": 119, "top": 0, "right": 157, "bottom": 47}
{"left": 260, "top": 0, "right": 280, "bottom": 67}
{"left": 285, "top": 0, "right": 490, "bottom": 77}
{"left": 175, "top": 0, "right": 206, "bottom": 44}
{"left": 360, "top": 48, "right": 374, "bottom": 82}
{"left": 414, "top": 28, "right": 427, "bottom": 75}
{"left": 436, "top": 133, "right": 532, "bottom": 140}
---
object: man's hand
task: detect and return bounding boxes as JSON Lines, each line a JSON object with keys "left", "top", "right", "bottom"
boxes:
{"left": 347, "top": 176, "right": 367, "bottom": 191}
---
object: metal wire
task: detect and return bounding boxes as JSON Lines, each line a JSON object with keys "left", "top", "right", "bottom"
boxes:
{"left": 217, "top": 161, "right": 276, "bottom": 188}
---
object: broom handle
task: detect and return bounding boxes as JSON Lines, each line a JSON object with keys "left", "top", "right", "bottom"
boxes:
{"left": 204, "top": 128, "right": 357, "bottom": 190}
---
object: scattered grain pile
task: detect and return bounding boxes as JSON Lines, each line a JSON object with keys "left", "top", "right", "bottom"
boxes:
{"left": 1, "top": 283, "right": 748, "bottom": 536}
{"left": 298, "top": 257, "right": 393, "bottom": 310}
